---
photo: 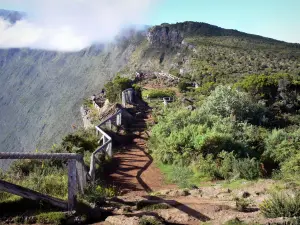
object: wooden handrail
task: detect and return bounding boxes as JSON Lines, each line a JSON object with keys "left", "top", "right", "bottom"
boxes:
{"left": 89, "top": 109, "right": 123, "bottom": 181}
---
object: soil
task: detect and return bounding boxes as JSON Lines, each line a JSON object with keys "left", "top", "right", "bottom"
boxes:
{"left": 97, "top": 100, "right": 284, "bottom": 225}
{"left": 104, "top": 111, "right": 176, "bottom": 197}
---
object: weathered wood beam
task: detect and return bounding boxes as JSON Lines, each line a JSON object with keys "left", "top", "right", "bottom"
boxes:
{"left": 0, "top": 179, "right": 67, "bottom": 209}
{"left": 68, "top": 159, "right": 77, "bottom": 211}
{"left": 0, "top": 152, "right": 82, "bottom": 160}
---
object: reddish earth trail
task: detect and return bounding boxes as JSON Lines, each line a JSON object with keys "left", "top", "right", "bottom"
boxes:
{"left": 104, "top": 109, "right": 175, "bottom": 196}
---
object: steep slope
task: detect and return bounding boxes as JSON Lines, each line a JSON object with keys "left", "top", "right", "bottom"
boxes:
{"left": 0, "top": 32, "right": 144, "bottom": 153}
{"left": 127, "top": 22, "right": 300, "bottom": 82}
{"left": 1, "top": 20, "right": 300, "bottom": 154}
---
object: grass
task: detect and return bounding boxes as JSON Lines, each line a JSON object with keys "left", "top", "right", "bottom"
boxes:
{"left": 260, "top": 191, "right": 300, "bottom": 218}
{"left": 157, "top": 163, "right": 208, "bottom": 188}
{"left": 139, "top": 216, "right": 164, "bottom": 225}
{"left": 223, "top": 218, "right": 261, "bottom": 225}
{"left": 142, "top": 89, "right": 176, "bottom": 99}
{"left": 36, "top": 212, "right": 67, "bottom": 225}
{"left": 220, "top": 179, "right": 252, "bottom": 190}
{"left": 137, "top": 202, "right": 171, "bottom": 211}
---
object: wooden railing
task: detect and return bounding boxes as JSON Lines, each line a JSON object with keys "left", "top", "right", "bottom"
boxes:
{"left": 0, "top": 153, "right": 86, "bottom": 211}
{"left": 89, "top": 109, "right": 123, "bottom": 182}
{"left": 0, "top": 89, "right": 133, "bottom": 211}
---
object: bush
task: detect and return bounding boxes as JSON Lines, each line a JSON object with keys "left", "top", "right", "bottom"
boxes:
{"left": 260, "top": 191, "right": 300, "bottom": 218}
{"left": 178, "top": 81, "right": 189, "bottom": 92}
{"left": 84, "top": 185, "right": 117, "bottom": 203}
{"left": 36, "top": 212, "right": 67, "bottom": 225}
{"left": 232, "top": 158, "right": 260, "bottom": 180}
{"left": 105, "top": 75, "right": 132, "bottom": 102}
{"left": 235, "top": 197, "right": 251, "bottom": 212}
{"left": 195, "top": 81, "right": 215, "bottom": 95}
{"left": 56, "top": 128, "right": 99, "bottom": 154}
{"left": 143, "top": 89, "right": 176, "bottom": 99}
{"left": 200, "top": 85, "right": 267, "bottom": 124}
{"left": 264, "top": 128, "right": 300, "bottom": 163}
{"left": 234, "top": 73, "right": 300, "bottom": 112}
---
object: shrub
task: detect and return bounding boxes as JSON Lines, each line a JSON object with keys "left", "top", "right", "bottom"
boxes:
{"left": 200, "top": 85, "right": 267, "bottom": 124}
{"left": 58, "top": 128, "right": 99, "bottom": 154}
{"left": 264, "top": 128, "right": 300, "bottom": 163}
{"left": 105, "top": 75, "right": 132, "bottom": 102}
{"left": 232, "top": 158, "right": 261, "bottom": 180}
{"left": 84, "top": 185, "right": 117, "bottom": 203}
{"left": 143, "top": 89, "right": 176, "bottom": 99}
{"left": 195, "top": 81, "right": 215, "bottom": 95}
{"left": 235, "top": 197, "right": 251, "bottom": 212}
{"left": 260, "top": 191, "right": 300, "bottom": 218}
{"left": 36, "top": 212, "right": 67, "bottom": 225}
{"left": 139, "top": 216, "right": 164, "bottom": 225}
{"left": 178, "top": 81, "right": 189, "bottom": 92}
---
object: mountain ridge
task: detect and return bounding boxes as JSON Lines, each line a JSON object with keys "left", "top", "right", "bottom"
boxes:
{"left": 1, "top": 15, "right": 300, "bottom": 154}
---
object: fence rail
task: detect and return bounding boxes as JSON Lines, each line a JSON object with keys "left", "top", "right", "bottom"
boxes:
{"left": 89, "top": 109, "right": 122, "bottom": 181}
{"left": 0, "top": 88, "right": 134, "bottom": 212}
{"left": 0, "top": 152, "right": 86, "bottom": 211}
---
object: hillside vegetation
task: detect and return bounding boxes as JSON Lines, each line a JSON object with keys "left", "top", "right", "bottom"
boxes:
{"left": 149, "top": 73, "right": 300, "bottom": 187}
{"left": 1, "top": 19, "right": 300, "bottom": 156}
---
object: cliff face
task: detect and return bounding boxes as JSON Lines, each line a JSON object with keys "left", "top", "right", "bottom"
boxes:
{"left": 147, "top": 25, "right": 183, "bottom": 48}
{"left": 146, "top": 21, "right": 291, "bottom": 48}
{"left": 0, "top": 31, "right": 145, "bottom": 154}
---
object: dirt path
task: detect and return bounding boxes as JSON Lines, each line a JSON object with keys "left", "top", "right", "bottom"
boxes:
{"left": 104, "top": 111, "right": 176, "bottom": 196}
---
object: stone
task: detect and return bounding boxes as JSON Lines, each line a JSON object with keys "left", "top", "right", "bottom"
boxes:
{"left": 169, "top": 189, "right": 189, "bottom": 197}
{"left": 186, "top": 105, "right": 195, "bottom": 111}
{"left": 189, "top": 189, "right": 202, "bottom": 196}
{"left": 105, "top": 215, "right": 140, "bottom": 225}
{"left": 238, "top": 191, "right": 251, "bottom": 198}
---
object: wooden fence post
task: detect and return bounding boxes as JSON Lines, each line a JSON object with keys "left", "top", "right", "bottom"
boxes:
{"left": 89, "top": 154, "right": 95, "bottom": 183}
{"left": 76, "top": 159, "right": 87, "bottom": 194}
{"left": 68, "top": 159, "right": 77, "bottom": 211}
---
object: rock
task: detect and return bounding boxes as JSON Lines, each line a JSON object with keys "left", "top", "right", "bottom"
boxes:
{"left": 147, "top": 25, "right": 183, "bottom": 48}
{"left": 189, "top": 189, "right": 202, "bottom": 196}
{"left": 105, "top": 215, "right": 140, "bottom": 225}
{"left": 158, "top": 189, "right": 172, "bottom": 195}
{"left": 140, "top": 215, "right": 164, "bottom": 225}
{"left": 169, "top": 189, "right": 189, "bottom": 197}
{"left": 238, "top": 191, "right": 251, "bottom": 198}
{"left": 186, "top": 105, "right": 195, "bottom": 111}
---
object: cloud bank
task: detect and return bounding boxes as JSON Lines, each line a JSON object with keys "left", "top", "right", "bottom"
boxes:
{"left": 0, "top": 0, "right": 157, "bottom": 51}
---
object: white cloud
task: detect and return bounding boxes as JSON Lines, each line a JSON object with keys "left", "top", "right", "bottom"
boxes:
{"left": 0, "top": 0, "right": 158, "bottom": 51}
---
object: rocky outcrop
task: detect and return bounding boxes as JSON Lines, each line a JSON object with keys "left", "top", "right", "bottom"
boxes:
{"left": 147, "top": 24, "right": 183, "bottom": 48}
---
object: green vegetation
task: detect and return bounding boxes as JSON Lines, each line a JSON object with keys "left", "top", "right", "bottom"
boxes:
{"left": 139, "top": 216, "right": 164, "bottom": 225}
{"left": 178, "top": 80, "right": 190, "bottom": 92}
{"left": 137, "top": 202, "right": 171, "bottom": 211}
{"left": 149, "top": 75, "right": 300, "bottom": 186}
{"left": 36, "top": 212, "right": 67, "bottom": 225}
{"left": 260, "top": 192, "right": 300, "bottom": 218}
{"left": 0, "top": 128, "right": 116, "bottom": 216}
{"left": 235, "top": 197, "right": 252, "bottom": 212}
{"left": 223, "top": 218, "right": 261, "bottom": 225}
{"left": 104, "top": 75, "right": 132, "bottom": 103}
{"left": 143, "top": 89, "right": 175, "bottom": 99}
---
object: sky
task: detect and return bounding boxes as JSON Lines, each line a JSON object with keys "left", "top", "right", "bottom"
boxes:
{"left": 0, "top": 0, "right": 299, "bottom": 51}
{"left": 147, "top": 0, "right": 300, "bottom": 44}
